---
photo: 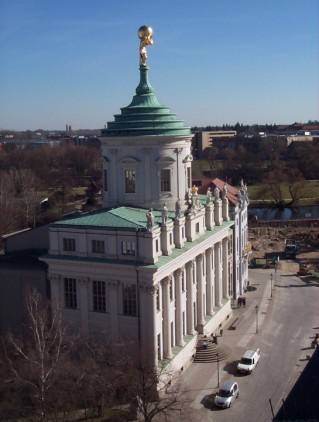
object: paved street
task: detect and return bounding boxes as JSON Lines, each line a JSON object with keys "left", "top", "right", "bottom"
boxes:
{"left": 176, "top": 269, "right": 319, "bottom": 422}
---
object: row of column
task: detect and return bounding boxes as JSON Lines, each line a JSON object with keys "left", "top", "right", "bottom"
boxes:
{"left": 160, "top": 238, "right": 230, "bottom": 360}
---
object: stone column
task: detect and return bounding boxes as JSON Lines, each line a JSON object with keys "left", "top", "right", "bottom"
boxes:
{"left": 78, "top": 277, "right": 89, "bottom": 336}
{"left": 205, "top": 248, "right": 214, "bottom": 315}
{"left": 174, "top": 269, "right": 184, "bottom": 346}
{"left": 214, "top": 243, "right": 222, "bottom": 307}
{"left": 162, "top": 277, "right": 173, "bottom": 359}
{"left": 108, "top": 280, "right": 119, "bottom": 343}
{"left": 222, "top": 238, "right": 229, "bottom": 299}
{"left": 196, "top": 254, "right": 205, "bottom": 332}
{"left": 186, "top": 261, "right": 196, "bottom": 335}
{"left": 139, "top": 284, "right": 157, "bottom": 367}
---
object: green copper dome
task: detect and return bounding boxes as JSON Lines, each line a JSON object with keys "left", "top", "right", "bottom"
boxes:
{"left": 102, "top": 65, "right": 191, "bottom": 137}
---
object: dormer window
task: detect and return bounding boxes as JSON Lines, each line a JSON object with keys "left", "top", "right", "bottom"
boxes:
{"left": 160, "top": 169, "right": 171, "bottom": 192}
{"left": 125, "top": 169, "right": 136, "bottom": 193}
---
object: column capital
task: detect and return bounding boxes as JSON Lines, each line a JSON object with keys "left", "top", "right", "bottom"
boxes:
{"left": 78, "top": 277, "right": 90, "bottom": 286}
{"left": 139, "top": 282, "right": 156, "bottom": 295}
{"left": 107, "top": 279, "right": 119, "bottom": 287}
{"left": 49, "top": 273, "right": 61, "bottom": 281}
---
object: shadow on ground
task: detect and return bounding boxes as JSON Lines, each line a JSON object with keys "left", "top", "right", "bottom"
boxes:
{"left": 200, "top": 393, "right": 224, "bottom": 412}
{"left": 275, "top": 347, "right": 319, "bottom": 420}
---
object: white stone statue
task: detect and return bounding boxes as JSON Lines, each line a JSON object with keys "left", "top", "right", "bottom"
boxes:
{"left": 214, "top": 186, "right": 220, "bottom": 201}
{"left": 175, "top": 199, "right": 182, "bottom": 218}
{"left": 222, "top": 183, "right": 228, "bottom": 199}
{"left": 206, "top": 187, "right": 213, "bottom": 204}
{"left": 146, "top": 208, "right": 154, "bottom": 230}
{"left": 162, "top": 203, "right": 168, "bottom": 224}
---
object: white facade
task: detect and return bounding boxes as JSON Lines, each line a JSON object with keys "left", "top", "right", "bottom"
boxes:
{"left": 231, "top": 183, "right": 249, "bottom": 297}
{"left": 102, "top": 135, "right": 193, "bottom": 211}
{"left": 42, "top": 190, "right": 234, "bottom": 372}
{"left": 42, "top": 57, "right": 236, "bottom": 373}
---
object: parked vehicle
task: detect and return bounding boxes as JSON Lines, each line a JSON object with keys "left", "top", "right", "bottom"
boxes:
{"left": 214, "top": 380, "right": 239, "bottom": 408}
{"left": 237, "top": 348, "right": 260, "bottom": 374}
{"left": 285, "top": 240, "right": 298, "bottom": 259}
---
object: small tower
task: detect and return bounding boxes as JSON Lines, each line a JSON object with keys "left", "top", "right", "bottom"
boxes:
{"left": 100, "top": 27, "right": 193, "bottom": 211}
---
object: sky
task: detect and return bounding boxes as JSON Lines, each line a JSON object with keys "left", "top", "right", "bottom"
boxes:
{"left": 1, "top": 0, "right": 318, "bottom": 130}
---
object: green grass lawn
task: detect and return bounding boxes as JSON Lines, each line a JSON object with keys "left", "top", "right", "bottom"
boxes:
{"left": 248, "top": 180, "right": 319, "bottom": 204}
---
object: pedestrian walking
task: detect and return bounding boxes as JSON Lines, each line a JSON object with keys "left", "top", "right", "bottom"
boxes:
{"left": 243, "top": 297, "right": 246, "bottom": 307}
{"left": 220, "top": 328, "right": 223, "bottom": 337}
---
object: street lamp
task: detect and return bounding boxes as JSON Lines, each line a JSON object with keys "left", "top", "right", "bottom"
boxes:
{"left": 255, "top": 305, "right": 259, "bottom": 334}
{"left": 270, "top": 273, "right": 273, "bottom": 298}
{"left": 216, "top": 352, "right": 220, "bottom": 388}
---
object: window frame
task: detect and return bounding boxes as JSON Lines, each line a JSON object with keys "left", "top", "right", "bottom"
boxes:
{"left": 63, "top": 238, "right": 76, "bottom": 252}
{"left": 92, "top": 280, "right": 106, "bottom": 313}
{"left": 92, "top": 239, "right": 105, "bottom": 254}
{"left": 124, "top": 168, "right": 136, "bottom": 194}
{"left": 64, "top": 277, "right": 77, "bottom": 309}
{"left": 123, "top": 284, "right": 137, "bottom": 316}
{"left": 160, "top": 168, "right": 171, "bottom": 193}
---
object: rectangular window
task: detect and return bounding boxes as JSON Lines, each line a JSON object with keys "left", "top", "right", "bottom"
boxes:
{"left": 182, "top": 311, "right": 186, "bottom": 336}
{"left": 125, "top": 169, "right": 136, "bottom": 193}
{"left": 63, "top": 238, "right": 75, "bottom": 252}
{"left": 92, "top": 240, "right": 105, "bottom": 254}
{"left": 187, "top": 167, "right": 191, "bottom": 189}
{"left": 121, "top": 240, "right": 136, "bottom": 256}
{"left": 196, "top": 222, "right": 199, "bottom": 233}
{"left": 169, "top": 233, "right": 173, "bottom": 245}
{"left": 93, "top": 280, "right": 106, "bottom": 312}
{"left": 157, "top": 334, "right": 161, "bottom": 360}
{"left": 169, "top": 279, "right": 173, "bottom": 301}
{"left": 160, "top": 169, "right": 171, "bottom": 192}
{"left": 64, "top": 278, "right": 77, "bottom": 309}
{"left": 171, "top": 321, "right": 174, "bottom": 347}
{"left": 182, "top": 270, "right": 185, "bottom": 292}
{"left": 123, "top": 285, "right": 137, "bottom": 316}
{"left": 104, "top": 169, "right": 108, "bottom": 192}
{"left": 156, "top": 289, "right": 160, "bottom": 311}
{"left": 156, "top": 239, "right": 159, "bottom": 252}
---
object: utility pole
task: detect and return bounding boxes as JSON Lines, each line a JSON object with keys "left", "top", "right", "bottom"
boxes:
{"left": 255, "top": 305, "right": 259, "bottom": 334}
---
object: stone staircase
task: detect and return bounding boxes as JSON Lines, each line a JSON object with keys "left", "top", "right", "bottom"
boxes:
{"left": 194, "top": 337, "right": 230, "bottom": 363}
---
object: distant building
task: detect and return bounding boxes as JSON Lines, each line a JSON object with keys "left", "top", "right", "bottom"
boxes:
{"left": 193, "top": 130, "right": 237, "bottom": 158}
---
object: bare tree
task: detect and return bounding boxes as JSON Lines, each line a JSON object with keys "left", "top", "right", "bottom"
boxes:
{"left": 127, "top": 364, "right": 184, "bottom": 422}
{"left": 3, "top": 289, "right": 67, "bottom": 421}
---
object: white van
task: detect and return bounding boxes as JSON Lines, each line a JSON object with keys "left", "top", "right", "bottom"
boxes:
{"left": 237, "top": 348, "right": 260, "bottom": 374}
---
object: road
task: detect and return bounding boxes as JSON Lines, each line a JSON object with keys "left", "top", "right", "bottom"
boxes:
{"left": 176, "top": 269, "right": 319, "bottom": 422}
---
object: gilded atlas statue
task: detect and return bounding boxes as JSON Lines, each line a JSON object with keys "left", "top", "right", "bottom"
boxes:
{"left": 138, "top": 25, "right": 153, "bottom": 66}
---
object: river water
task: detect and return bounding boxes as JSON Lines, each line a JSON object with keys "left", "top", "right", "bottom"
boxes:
{"left": 248, "top": 205, "right": 319, "bottom": 220}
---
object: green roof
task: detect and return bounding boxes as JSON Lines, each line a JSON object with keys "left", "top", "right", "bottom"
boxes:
{"left": 101, "top": 65, "right": 191, "bottom": 137}
{"left": 52, "top": 206, "right": 175, "bottom": 230}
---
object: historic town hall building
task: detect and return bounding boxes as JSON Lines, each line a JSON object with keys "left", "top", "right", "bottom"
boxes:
{"left": 42, "top": 28, "right": 237, "bottom": 372}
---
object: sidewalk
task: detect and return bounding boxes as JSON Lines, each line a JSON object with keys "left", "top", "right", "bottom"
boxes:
{"left": 178, "top": 269, "right": 274, "bottom": 410}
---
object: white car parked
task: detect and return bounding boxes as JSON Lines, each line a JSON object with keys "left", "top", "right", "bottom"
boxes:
{"left": 214, "top": 380, "right": 239, "bottom": 408}
{"left": 237, "top": 348, "right": 260, "bottom": 374}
